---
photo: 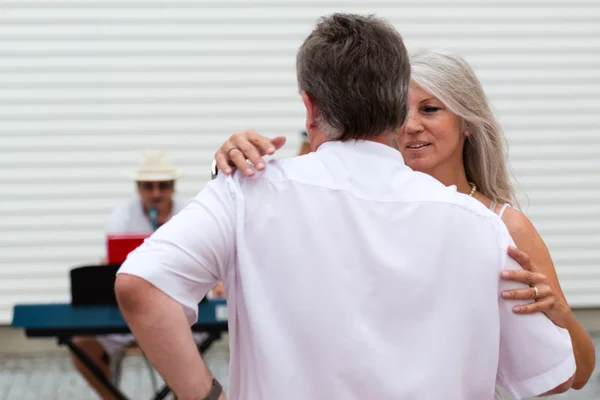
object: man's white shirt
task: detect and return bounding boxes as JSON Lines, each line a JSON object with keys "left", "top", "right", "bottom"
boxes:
{"left": 105, "top": 197, "right": 189, "bottom": 234}
{"left": 119, "top": 140, "right": 574, "bottom": 400}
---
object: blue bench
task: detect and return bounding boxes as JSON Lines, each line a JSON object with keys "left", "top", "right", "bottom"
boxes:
{"left": 12, "top": 300, "right": 229, "bottom": 400}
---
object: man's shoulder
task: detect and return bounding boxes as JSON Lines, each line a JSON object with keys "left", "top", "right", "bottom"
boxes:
{"left": 230, "top": 154, "right": 321, "bottom": 188}
{"left": 405, "top": 173, "right": 495, "bottom": 218}
{"left": 108, "top": 199, "right": 139, "bottom": 218}
{"left": 401, "top": 173, "right": 512, "bottom": 241}
{"left": 262, "top": 154, "right": 319, "bottom": 179}
{"left": 105, "top": 199, "right": 141, "bottom": 233}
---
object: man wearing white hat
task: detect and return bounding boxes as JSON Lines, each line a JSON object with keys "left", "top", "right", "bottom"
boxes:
{"left": 108, "top": 149, "right": 188, "bottom": 234}
{"left": 70, "top": 150, "right": 191, "bottom": 400}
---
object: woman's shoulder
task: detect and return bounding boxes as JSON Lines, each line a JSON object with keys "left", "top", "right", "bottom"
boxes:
{"left": 475, "top": 194, "right": 539, "bottom": 243}
{"left": 498, "top": 206, "right": 543, "bottom": 249}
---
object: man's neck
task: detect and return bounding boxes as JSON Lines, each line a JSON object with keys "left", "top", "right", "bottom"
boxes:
{"left": 365, "top": 133, "right": 395, "bottom": 147}
{"left": 310, "top": 129, "right": 396, "bottom": 152}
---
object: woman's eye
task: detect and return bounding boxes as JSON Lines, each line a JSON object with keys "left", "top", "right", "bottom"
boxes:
{"left": 422, "top": 106, "right": 440, "bottom": 113}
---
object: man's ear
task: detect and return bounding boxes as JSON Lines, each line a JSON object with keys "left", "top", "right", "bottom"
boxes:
{"left": 301, "top": 91, "right": 319, "bottom": 133}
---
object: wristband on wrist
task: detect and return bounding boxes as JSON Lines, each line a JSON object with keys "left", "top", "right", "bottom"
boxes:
{"left": 202, "top": 378, "right": 223, "bottom": 400}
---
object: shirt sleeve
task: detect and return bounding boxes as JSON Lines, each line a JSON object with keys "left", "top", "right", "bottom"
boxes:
{"left": 496, "top": 233, "right": 575, "bottom": 399}
{"left": 117, "top": 175, "right": 237, "bottom": 324}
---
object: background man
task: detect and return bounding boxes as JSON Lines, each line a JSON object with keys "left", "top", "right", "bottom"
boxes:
{"left": 71, "top": 150, "right": 189, "bottom": 399}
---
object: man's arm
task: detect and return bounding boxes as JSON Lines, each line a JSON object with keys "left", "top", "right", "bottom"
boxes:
{"left": 115, "top": 175, "right": 236, "bottom": 400}
{"left": 116, "top": 275, "right": 221, "bottom": 400}
{"left": 496, "top": 232, "right": 575, "bottom": 399}
{"left": 501, "top": 209, "right": 596, "bottom": 389}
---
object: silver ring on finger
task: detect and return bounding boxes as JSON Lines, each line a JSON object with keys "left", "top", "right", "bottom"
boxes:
{"left": 532, "top": 285, "right": 539, "bottom": 301}
{"left": 226, "top": 146, "right": 240, "bottom": 159}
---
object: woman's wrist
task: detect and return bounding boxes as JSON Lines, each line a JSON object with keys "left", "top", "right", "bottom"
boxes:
{"left": 557, "top": 306, "right": 576, "bottom": 330}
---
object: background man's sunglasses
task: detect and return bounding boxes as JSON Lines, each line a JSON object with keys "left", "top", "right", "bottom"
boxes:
{"left": 138, "top": 181, "right": 174, "bottom": 191}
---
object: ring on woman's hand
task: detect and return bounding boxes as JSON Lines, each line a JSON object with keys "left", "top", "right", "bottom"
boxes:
{"left": 532, "top": 285, "right": 539, "bottom": 300}
{"left": 226, "top": 146, "right": 240, "bottom": 158}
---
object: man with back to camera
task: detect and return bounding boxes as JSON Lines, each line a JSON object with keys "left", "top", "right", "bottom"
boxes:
{"left": 114, "top": 13, "right": 575, "bottom": 400}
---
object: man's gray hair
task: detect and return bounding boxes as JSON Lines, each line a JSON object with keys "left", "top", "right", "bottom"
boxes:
{"left": 297, "top": 13, "right": 410, "bottom": 141}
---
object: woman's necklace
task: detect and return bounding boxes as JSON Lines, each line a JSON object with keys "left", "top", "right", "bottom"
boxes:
{"left": 468, "top": 182, "right": 477, "bottom": 197}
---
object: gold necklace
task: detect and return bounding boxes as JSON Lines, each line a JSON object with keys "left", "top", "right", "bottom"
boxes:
{"left": 468, "top": 182, "right": 477, "bottom": 197}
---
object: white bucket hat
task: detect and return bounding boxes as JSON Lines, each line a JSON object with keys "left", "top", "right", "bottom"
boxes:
{"left": 129, "top": 150, "right": 184, "bottom": 182}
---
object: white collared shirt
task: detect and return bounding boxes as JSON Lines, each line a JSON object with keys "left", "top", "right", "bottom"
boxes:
{"left": 105, "top": 197, "right": 189, "bottom": 235}
{"left": 119, "top": 140, "right": 574, "bottom": 400}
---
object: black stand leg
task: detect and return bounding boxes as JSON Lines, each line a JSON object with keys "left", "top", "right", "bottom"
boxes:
{"left": 152, "top": 332, "right": 221, "bottom": 400}
{"left": 62, "top": 337, "right": 130, "bottom": 400}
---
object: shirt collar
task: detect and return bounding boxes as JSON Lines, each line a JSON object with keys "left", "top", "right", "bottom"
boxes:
{"left": 316, "top": 139, "right": 406, "bottom": 165}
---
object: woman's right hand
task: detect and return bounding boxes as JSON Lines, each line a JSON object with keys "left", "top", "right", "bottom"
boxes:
{"left": 215, "top": 130, "right": 287, "bottom": 177}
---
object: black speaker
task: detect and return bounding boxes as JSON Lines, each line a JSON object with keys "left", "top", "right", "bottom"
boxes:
{"left": 70, "top": 264, "right": 121, "bottom": 307}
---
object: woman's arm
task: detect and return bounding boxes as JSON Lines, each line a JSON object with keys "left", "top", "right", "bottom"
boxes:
{"left": 500, "top": 208, "right": 596, "bottom": 389}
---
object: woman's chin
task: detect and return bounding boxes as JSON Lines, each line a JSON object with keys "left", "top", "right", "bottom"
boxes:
{"left": 405, "top": 159, "right": 433, "bottom": 173}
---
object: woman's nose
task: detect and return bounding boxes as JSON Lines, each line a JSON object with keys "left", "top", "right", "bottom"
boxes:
{"left": 404, "top": 112, "right": 424, "bottom": 135}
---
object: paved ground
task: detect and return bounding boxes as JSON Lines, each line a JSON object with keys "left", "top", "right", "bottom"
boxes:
{"left": 0, "top": 337, "right": 230, "bottom": 400}
{"left": 0, "top": 334, "right": 598, "bottom": 399}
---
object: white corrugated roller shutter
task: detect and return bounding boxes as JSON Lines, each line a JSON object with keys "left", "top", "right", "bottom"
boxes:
{"left": 1, "top": 0, "right": 599, "bottom": 323}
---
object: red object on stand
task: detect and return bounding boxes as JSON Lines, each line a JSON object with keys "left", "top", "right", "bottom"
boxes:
{"left": 106, "top": 234, "right": 150, "bottom": 264}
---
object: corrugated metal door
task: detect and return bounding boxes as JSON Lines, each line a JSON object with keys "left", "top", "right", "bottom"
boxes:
{"left": 1, "top": 0, "right": 599, "bottom": 322}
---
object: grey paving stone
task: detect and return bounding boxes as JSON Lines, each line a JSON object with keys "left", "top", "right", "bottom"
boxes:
{"left": 0, "top": 334, "right": 597, "bottom": 399}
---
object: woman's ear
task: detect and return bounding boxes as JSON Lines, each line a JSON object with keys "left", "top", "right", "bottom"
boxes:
{"left": 461, "top": 120, "right": 472, "bottom": 137}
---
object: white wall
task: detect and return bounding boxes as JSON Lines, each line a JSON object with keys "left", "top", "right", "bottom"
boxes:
{"left": 1, "top": 0, "right": 599, "bottom": 323}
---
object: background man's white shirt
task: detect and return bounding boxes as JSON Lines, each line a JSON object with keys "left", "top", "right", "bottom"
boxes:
{"left": 105, "top": 197, "right": 189, "bottom": 234}
{"left": 119, "top": 140, "right": 574, "bottom": 400}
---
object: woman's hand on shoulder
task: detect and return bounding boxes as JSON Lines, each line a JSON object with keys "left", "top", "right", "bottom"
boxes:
{"left": 499, "top": 208, "right": 572, "bottom": 328}
{"left": 214, "top": 130, "right": 286, "bottom": 177}
{"left": 501, "top": 246, "right": 571, "bottom": 328}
